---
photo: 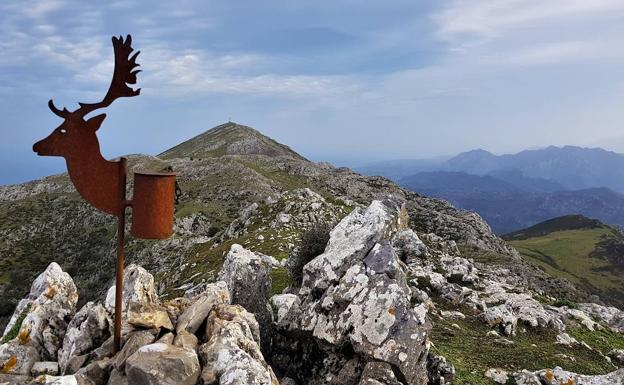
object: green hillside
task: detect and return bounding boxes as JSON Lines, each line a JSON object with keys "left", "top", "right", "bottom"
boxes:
{"left": 507, "top": 216, "right": 624, "bottom": 306}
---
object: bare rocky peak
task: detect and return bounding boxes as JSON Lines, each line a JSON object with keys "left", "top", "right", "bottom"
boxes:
{"left": 158, "top": 122, "right": 306, "bottom": 161}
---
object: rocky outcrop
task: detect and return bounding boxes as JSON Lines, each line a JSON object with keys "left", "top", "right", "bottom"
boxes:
{"left": 0, "top": 262, "right": 276, "bottom": 385}
{"left": 105, "top": 264, "right": 173, "bottom": 331}
{"left": 58, "top": 302, "right": 110, "bottom": 374}
{"left": 175, "top": 281, "right": 229, "bottom": 334}
{"left": 126, "top": 343, "right": 200, "bottom": 385}
{"left": 199, "top": 304, "right": 279, "bottom": 385}
{"left": 272, "top": 197, "right": 431, "bottom": 385}
{"left": 0, "top": 262, "right": 78, "bottom": 375}
{"left": 513, "top": 367, "right": 624, "bottom": 385}
{"left": 218, "top": 244, "right": 274, "bottom": 355}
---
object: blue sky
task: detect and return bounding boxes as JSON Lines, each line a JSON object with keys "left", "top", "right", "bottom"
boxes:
{"left": 2, "top": 0, "right": 624, "bottom": 184}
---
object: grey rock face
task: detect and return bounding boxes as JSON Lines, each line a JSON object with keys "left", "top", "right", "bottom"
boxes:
{"left": 273, "top": 198, "right": 431, "bottom": 385}
{"left": 3, "top": 262, "right": 78, "bottom": 361}
{"left": 173, "top": 331, "right": 198, "bottom": 352}
{"left": 198, "top": 304, "right": 278, "bottom": 385}
{"left": 113, "top": 330, "right": 156, "bottom": 372}
{"left": 427, "top": 354, "right": 455, "bottom": 385}
{"left": 126, "top": 343, "right": 200, "bottom": 385}
{"left": 358, "top": 362, "right": 403, "bottom": 385}
{"left": 525, "top": 367, "right": 624, "bottom": 385}
{"left": 58, "top": 302, "right": 110, "bottom": 374}
{"left": 608, "top": 349, "right": 624, "bottom": 365}
{"left": 75, "top": 358, "right": 112, "bottom": 385}
{"left": 218, "top": 244, "right": 274, "bottom": 355}
{"left": 104, "top": 265, "right": 173, "bottom": 332}
{"left": 0, "top": 373, "right": 34, "bottom": 384}
{"left": 32, "top": 361, "right": 60, "bottom": 376}
{"left": 175, "top": 282, "right": 230, "bottom": 334}
{"left": 0, "top": 342, "right": 40, "bottom": 375}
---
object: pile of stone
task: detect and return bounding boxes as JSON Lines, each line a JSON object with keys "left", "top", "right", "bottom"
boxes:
{"left": 0, "top": 262, "right": 276, "bottom": 385}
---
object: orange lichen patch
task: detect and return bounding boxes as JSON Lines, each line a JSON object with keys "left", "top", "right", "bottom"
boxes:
{"left": 18, "top": 328, "right": 30, "bottom": 344}
{"left": 388, "top": 307, "right": 396, "bottom": 316}
{"left": 544, "top": 369, "right": 554, "bottom": 382}
{"left": 566, "top": 379, "right": 575, "bottom": 385}
{"left": 1, "top": 356, "right": 17, "bottom": 374}
{"left": 45, "top": 286, "right": 57, "bottom": 299}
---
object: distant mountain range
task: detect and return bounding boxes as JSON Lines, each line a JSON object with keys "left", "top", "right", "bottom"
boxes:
{"left": 358, "top": 146, "right": 624, "bottom": 233}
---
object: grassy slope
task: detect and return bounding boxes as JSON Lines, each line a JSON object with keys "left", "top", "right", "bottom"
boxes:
{"left": 431, "top": 299, "right": 624, "bottom": 385}
{"left": 509, "top": 228, "right": 624, "bottom": 305}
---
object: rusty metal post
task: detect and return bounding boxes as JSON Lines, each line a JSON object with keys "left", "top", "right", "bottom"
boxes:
{"left": 113, "top": 157, "right": 127, "bottom": 354}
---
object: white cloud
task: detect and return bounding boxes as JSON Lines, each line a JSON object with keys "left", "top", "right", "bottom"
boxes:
{"left": 435, "top": 0, "right": 624, "bottom": 43}
{"left": 22, "top": 0, "right": 65, "bottom": 19}
{"left": 141, "top": 47, "right": 356, "bottom": 96}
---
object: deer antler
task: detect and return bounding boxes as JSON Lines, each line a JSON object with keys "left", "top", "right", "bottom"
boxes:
{"left": 48, "top": 99, "right": 71, "bottom": 118}
{"left": 48, "top": 34, "right": 141, "bottom": 119}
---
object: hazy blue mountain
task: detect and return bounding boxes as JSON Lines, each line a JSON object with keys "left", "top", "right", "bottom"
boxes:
{"left": 400, "top": 171, "right": 624, "bottom": 233}
{"left": 361, "top": 146, "right": 624, "bottom": 193}
{"left": 444, "top": 146, "right": 624, "bottom": 192}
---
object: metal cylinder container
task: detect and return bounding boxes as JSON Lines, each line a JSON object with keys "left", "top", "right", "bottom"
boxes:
{"left": 131, "top": 172, "right": 176, "bottom": 239}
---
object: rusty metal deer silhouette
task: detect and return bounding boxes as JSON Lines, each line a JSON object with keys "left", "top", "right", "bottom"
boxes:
{"left": 33, "top": 35, "right": 140, "bottom": 215}
{"left": 33, "top": 35, "right": 176, "bottom": 353}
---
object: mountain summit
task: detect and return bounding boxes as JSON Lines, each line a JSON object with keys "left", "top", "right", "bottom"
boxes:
{"left": 159, "top": 122, "right": 306, "bottom": 160}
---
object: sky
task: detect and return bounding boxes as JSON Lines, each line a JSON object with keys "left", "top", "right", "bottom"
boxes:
{"left": 1, "top": 0, "right": 624, "bottom": 184}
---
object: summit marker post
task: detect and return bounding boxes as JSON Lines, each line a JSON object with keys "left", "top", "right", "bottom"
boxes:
{"left": 32, "top": 35, "right": 177, "bottom": 353}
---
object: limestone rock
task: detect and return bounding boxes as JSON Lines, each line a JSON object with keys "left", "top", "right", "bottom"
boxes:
{"left": 198, "top": 304, "right": 278, "bottom": 385}
{"left": 126, "top": 343, "right": 200, "bottom": 385}
{"left": 300, "top": 197, "right": 408, "bottom": 293}
{"left": 276, "top": 198, "right": 430, "bottom": 385}
{"left": 3, "top": 263, "right": 78, "bottom": 361}
{"left": 75, "top": 358, "right": 111, "bottom": 385}
{"left": 104, "top": 265, "right": 157, "bottom": 314}
{"left": 358, "top": 362, "right": 402, "bottom": 385}
{"left": 0, "top": 373, "right": 34, "bottom": 385}
{"left": 39, "top": 375, "right": 79, "bottom": 384}
{"left": 427, "top": 354, "right": 455, "bottom": 385}
{"left": 32, "top": 361, "right": 59, "bottom": 376}
{"left": 107, "top": 369, "right": 128, "bottom": 385}
{"left": 175, "top": 282, "right": 229, "bottom": 334}
{"left": 0, "top": 342, "right": 39, "bottom": 375}
{"left": 58, "top": 302, "right": 110, "bottom": 375}
{"left": 608, "top": 349, "right": 624, "bottom": 365}
{"left": 485, "top": 368, "right": 509, "bottom": 384}
{"left": 156, "top": 332, "right": 174, "bottom": 345}
{"left": 173, "top": 331, "right": 198, "bottom": 352}
{"left": 578, "top": 303, "right": 624, "bottom": 332}
{"left": 218, "top": 244, "right": 274, "bottom": 355}
{"left": 392, "top": 228, "right": 428, "bottom": 263}
{"left": 269, "top": 294, "right": 301, "bottom": 325}
{"left": 534, "top": 367, "right": 624, "bottom": 385}
{"left": 126, "top": 302, "right": 173, "bottom": 331}
{"left": 113, "top": 330, "right": 156, "bottom": 372}
{"left": 555, "top": 332, "right": 578, "bottom": 346}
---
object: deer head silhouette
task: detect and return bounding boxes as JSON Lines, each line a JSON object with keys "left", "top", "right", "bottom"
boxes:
{"left": 33, "top": 35, "right": 141, "bottom": 215}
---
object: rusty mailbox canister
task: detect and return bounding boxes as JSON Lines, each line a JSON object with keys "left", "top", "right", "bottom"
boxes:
{"left": 131, "top": 172, "right": 177, "bottom": 239}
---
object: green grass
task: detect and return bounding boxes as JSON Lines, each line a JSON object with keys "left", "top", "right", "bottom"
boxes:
{"left": 430, "top": 303, "right": 617, "bottom": 385}
{"left": 0, "top": 304, "right": 30, "bottom": 344}
{"left": 509, "top": 229, "right": 624, "bottom": 304}
{"left": 270, "top": 267, "right": 292, "bottom": 296}
{"left": 568, "top": 326, "right": 624, "bottom": 355}
{"left": 239, "top": 160, "right": 311, "bottom": 191}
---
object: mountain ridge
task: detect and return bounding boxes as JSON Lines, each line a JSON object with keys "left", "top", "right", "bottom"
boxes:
{"left": 1, "top": 122, "right": 534, "bottom": 331}
{"left": 158, "top": 122, "right": 306, "bottom": 161}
